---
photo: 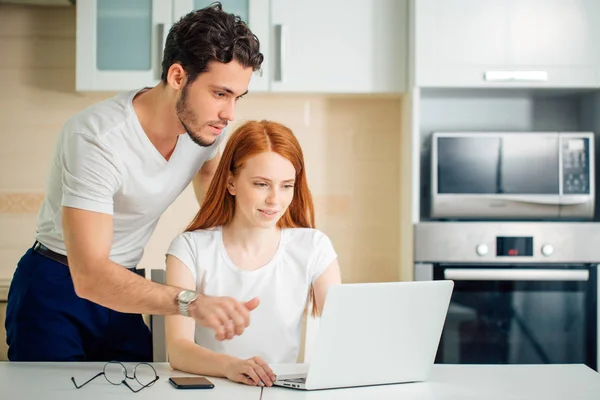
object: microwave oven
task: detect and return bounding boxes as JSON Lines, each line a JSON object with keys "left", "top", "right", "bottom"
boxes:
{"left": 430, "top": 132, "right": 595, "bottom": 220}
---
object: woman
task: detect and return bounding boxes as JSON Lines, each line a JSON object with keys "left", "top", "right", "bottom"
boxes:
{"left": 165, "top": 120, "right": 342, "bottom": 387}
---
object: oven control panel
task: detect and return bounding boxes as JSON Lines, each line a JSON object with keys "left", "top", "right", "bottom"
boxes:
{"left": 414, "top": 222, "right": 600, "bottom": 263}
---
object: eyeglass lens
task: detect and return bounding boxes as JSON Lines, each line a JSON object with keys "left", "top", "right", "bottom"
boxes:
{"left": 133, "top": 363, "right": 158, "bottom": 387}
{"left": 103, "top": 361, "right": 128, "bottom": 385}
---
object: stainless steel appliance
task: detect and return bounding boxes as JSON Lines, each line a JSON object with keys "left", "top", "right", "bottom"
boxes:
{"left": 414, "top": 222, "right": 599, "bottom": 371}
{"left": 430, "top": 132, "right": 595, "bottom": 220}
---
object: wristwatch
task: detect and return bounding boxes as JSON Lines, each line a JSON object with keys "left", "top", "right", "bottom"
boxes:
{"left": 177, "top": 290, "right": 198, "bottom": 317}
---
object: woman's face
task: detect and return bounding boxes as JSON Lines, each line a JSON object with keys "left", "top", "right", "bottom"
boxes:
{"left": 228, "top": 151, "right": 296, "bottom": 229}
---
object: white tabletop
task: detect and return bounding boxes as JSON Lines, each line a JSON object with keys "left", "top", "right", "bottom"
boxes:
{"left": 0, "top": 362, "right": 259, "bottom": 399}
{"left": 261, "top": 364, "right": 600, "bottom": 400}
{"left": 1, "top": 362, "right": 599, "bottom": 400}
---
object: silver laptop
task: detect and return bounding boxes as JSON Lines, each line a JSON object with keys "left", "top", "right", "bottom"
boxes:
{"left": 273, "top": 280, "right": 454, "bottom": 390}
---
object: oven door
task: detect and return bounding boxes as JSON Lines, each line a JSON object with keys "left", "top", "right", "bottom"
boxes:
{"left": 431, "top": 264, "right": 597, "bottom": 370}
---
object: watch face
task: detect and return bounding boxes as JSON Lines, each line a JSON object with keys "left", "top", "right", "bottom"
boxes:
{"left": 179, "top": 290, "right": 197, "bottom": 303}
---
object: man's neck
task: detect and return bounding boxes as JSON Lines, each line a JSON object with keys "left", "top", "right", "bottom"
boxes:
{"left": 132, "top": 85, "right": 183, "bottom": 160}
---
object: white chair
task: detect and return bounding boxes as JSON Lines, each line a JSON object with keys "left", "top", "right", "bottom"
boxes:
{"left": 150, "top": 269, "right": 167, "bottom": 362}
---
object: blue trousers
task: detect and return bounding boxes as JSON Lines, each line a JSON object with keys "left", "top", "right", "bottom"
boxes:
{"left": 5, "top": 246, "right": 152, "bottom": 362}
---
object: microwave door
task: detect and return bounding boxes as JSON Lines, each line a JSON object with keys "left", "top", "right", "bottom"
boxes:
{"left": 500, "top": 134, "right": 560, "bottom": 198}
{"left": 433, "top": 136, "right": 506, "bottom": 219}
{"left": 436, "top": 136, "right": 501, "bottom": 195}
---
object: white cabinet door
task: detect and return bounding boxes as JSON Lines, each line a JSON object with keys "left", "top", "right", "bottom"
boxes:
{"left": 507, "top": 0, "right": 599, "bottom": 87}
{"left": 416, "top": 0, "right": 600, "bottom": 88}
{"left": 415, "top": 0, "right": 511, "bottom": 87}
{"left": 270, "top": 0, "right": 407, "bottom": 93}
{"left": 76, "top": 0, "right": 173, "bottom": 91}
{"left": 173, "top": 0, "right": 270, "bottom": 92}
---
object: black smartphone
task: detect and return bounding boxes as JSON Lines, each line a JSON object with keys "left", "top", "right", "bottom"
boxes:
{"left": 168, "top": 376, "right": 215, "bottom": 389}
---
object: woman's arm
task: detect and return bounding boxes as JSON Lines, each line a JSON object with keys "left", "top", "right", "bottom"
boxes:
{"left": 165, "top": 254, "right": 233, "bottom": 376}
{"left": 165, "top": 255, "right": 276, "bottom": 386}
{"left": 312, "top": 259, "right": 342, "bottom": 316}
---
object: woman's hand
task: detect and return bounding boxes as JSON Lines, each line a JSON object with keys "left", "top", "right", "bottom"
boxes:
{"left": 224, "top": 356, "right": 276, "bottom": 386}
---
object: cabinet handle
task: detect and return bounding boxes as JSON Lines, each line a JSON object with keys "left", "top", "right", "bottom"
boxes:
{"left": 484, "top": 70, "right": 548, "bottom": 82}
{"left": 444, "top": 268, "right": 588, "bottom": 282}
{"left": 274, "top": 24, "right": 287, "bottom": 82}
{"left": 158, "top": 23, "right": 172, "bottom": 79}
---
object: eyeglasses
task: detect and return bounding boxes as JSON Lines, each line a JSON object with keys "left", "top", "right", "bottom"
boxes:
{"left": 71, "top": 361, "right": 159, "bottom": 393}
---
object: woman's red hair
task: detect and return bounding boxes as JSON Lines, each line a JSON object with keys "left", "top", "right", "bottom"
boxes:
{"left": 186, "top": 119, "right": 315, "bottom": 231}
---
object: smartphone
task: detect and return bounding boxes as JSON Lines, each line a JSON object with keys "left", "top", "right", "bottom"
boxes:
{"left": 168, "top": 376, "right": 215, "bottom": 389}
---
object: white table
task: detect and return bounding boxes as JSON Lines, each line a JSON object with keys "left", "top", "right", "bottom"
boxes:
{"left": 1, "top": 362, "right": 599, "bottom": 400}
{"left": 0, "top": 362, "right": 259, "bottom": 399}
{"left": 262, "top": 364, "right": 600, "bottom": 400}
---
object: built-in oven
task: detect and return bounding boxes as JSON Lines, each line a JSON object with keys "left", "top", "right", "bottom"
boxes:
{"left": 415, "top": 222, "right": 599, "bottom": 371}
{"left": 430, "top": 131, "right": 595, "bottom": 220}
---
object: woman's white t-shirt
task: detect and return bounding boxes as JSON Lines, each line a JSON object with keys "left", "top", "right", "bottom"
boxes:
{"left": 166, "top": 226, "right": 337, "bottom": 363}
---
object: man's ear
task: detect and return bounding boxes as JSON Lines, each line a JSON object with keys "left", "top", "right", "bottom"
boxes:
{"left": 166, "top": 63, "right": 186, "bottom": 90}
{"left": 227, "top": 175, "right": 236, "bottom": 196}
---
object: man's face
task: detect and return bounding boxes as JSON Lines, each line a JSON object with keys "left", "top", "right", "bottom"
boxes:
{"left": 176, "top": 60, "right": 253, "bottom": 147}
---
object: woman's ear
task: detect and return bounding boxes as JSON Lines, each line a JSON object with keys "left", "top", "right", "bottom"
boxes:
{"left": 227, "top": 175, "right": 236, "bottom": 196}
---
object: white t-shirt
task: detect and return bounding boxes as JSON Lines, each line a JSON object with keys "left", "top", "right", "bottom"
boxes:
{"left": 166, "top": 226, "right": 338, "bottom": 363}
{"left": 36, "top": 89, "right": 223, "bottom": 268}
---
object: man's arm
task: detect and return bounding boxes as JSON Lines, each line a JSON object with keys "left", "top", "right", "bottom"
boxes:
{"left": 63, "top": 206, "right": 182, "bottom": 315}
{"left": 192, "top": 152, "right": 221, "bottom": 206}
{"left": 63, "top": 206, "right": 257, "bottom": 339}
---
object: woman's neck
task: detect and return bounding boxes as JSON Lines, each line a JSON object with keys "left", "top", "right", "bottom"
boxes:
{"left": 222, "top": 218, "right": 280, "bottom": 254}
{"left": 221, "top": 217, "right": 281, "bottom": 271}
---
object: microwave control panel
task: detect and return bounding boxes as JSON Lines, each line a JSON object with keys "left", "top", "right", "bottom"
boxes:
{"left": 562, "top": 137, "right": 590, "bottom": 195}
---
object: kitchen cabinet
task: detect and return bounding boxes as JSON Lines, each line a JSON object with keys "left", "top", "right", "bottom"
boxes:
{"left": 415, "top": 0, "right": 600, "bottom": 88}
{"left": 268, "top": 0, "right": 407, "bottom": 93}
{"left": 77, "top": 0, "right": 407, "bottom": 93}
{"left": 76, "top": 0, "right": 172, "bottom": 91}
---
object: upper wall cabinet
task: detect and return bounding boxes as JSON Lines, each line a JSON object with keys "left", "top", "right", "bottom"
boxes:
{"left": 415, "top": 0, "right": 600, "bottom": 88}
{"left": 269, "top": 0, "right": 407, "bottom": 93}
{"left": 77, "top": 0, "right": 408, "bottom": 93}
{"left": 76, "top": 0, "right": 172, "bottom": 91}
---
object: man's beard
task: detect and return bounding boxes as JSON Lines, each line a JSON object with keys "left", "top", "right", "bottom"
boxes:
{"left": 176, "top": 84, "right": 223, "bottom": 147}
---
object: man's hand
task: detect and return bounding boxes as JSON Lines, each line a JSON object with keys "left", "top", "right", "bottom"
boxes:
{"left": 224, "top": 356, "right": 276, "bottom": 386}
{"left": 189, "top": 295, "right": 260, "bottom": 341}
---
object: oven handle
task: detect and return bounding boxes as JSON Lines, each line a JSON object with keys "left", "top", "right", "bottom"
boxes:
{"left": 443, "top": 268, "right": 589, "bottom": 281}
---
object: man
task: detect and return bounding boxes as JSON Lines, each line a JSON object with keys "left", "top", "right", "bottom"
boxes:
{"left": 5, "top": 3, "right": 263, "bottom": 362}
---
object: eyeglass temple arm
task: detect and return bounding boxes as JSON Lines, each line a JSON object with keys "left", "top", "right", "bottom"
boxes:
{"left": 71, "top": 372, "right": 104, "bottom": 389}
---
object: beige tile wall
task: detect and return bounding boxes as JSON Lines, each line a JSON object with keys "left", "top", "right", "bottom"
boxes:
{"left": 0, "top": 1, "right": 413, "bottom": 292}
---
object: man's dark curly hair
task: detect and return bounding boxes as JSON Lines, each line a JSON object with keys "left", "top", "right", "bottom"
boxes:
{"left": 161, "top": 2, "right": 263, "bottom": 84}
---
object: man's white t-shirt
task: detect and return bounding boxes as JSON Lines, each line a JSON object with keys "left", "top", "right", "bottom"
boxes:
{"left": 36, "top": 89, "right": 223, "bottom": 268}
{"left": 166, "top": 227, "right": 338, "bottom": 363}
